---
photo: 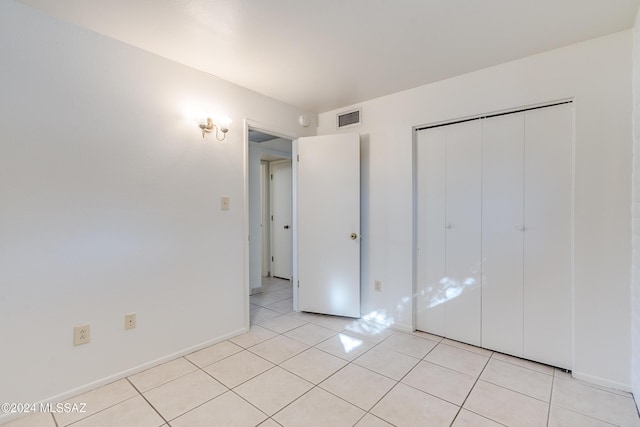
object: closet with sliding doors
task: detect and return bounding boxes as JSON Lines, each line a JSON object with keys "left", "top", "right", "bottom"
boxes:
{"left": 415, "top": 102, "right": 573, "bottom": 369}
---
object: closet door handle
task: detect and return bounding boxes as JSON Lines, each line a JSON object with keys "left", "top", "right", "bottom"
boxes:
{"left": 284, "top": 225, "right": 290, "bottom": 229}
{"left": 446, "top": 223, "right": 452, "bottom": 230}
{"left": 516, "top": 225, "right": 525, "bottom": 232}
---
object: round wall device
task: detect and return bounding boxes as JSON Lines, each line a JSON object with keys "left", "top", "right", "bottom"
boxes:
{"left": 298, "top": 114, "right": 310, "bottom": 127}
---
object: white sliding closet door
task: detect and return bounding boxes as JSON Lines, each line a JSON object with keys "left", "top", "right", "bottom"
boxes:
{"left": 481, "top": 113, "right": 525, "bottom": 356}
{"left": 416, "top": 102, "right": 572, "bottom": 368}
{"left": 523, "top": 103, "right": 573, "bottom": 368}
{"left": 416, "top": 120, "right": 482, "bottom": 346}
{"left": 415, "top": 127, "right": 446, "bottom": 337}
{"left": 445, "top": 121, "right": 482, "bottom": 346}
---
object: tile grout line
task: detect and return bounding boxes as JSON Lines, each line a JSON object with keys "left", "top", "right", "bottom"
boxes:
{"left": 316, "top": 329, "right": 424, "bottom": 424}
{"left": 454, "top": 408, "right": 510, "bottom": 427}
{"left": 385, "top": 338, "right": 482, "bottom": 425}
{"left": 268, "top": 358, "right": 390, "bottom": 426}
{"left": 293, "top": 324, "right": 451, "bottom": 423}
{"left": 266, "top": 320, "right": 356, "bottom": 423}
{"left": 193, "top": 313, "right": 290, "bottom": 424}
{"left": 268, "top": 384, "right": 321, "bottom": 423}
{"left": 61, "top": 393, "right": 141, "bottom": 427}
{"left": 249, "top": 312, "right": 405, "bottom": 425}
{"left": 549, "top": 373, "right": 624, "bottom": 427}
{"left": 447, "top": 346, "right": 492, "bottom": 426}
{"left": 546, "top": 405, "right": 620, "bottom": 427}
{"left": 223, "top": 316, "right": 359, "bottom": 423}
{"left": 125, "top": 377, "right": 169, "bottom": 426}
{"left": 129, "top": 357, "right": 202, "bottom": 396}
{"left": 553, "top": 374, "right": 635, "bottom": 399}
{"left": 255, "top": 280, "right": 627, "bottom": 423}
{"left": 159, "top": 360, "right": 271, "bottom": 426}
{"left": 476, "top": 377, "right": 552, "bottom": 405}
{"left": 222, "top": 389, "right": 272, "bottom": 425}
{"left": 546, "top": 375, "right": 556, "bottom": 427}
{"left": 490, "top": 352, "right": 556, "bottom": 375}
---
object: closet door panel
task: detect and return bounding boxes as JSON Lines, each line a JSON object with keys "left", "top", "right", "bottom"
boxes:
{"left": 482, "top": 113, "right": 525, "bottom": 356}
{"left": 415, "top": 128, "right": 447, "bottom": 336}
{"left": 524, "top": 103, "right": 573, "bottom": 368}
{"left": 445, "top": 120, "right": 482, "bottom": 346}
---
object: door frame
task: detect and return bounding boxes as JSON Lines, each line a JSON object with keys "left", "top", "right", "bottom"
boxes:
{"left": 260, "top": 161, "right": 270, "bottom": 278}
{"left": 243, "top": 119, "right": 296, "bottom": 330}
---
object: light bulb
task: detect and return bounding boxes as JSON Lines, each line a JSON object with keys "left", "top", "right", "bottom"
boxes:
{"left": 217, "top": 116, "right": 232, "bottom": 131}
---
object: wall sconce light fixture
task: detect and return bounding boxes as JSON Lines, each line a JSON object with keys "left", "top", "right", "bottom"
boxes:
{"left": 199, "top": 116, "right": 232, "bottom": 140}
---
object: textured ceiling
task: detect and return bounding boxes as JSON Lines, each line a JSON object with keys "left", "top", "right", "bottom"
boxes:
{"left": 15, "top": 0, "right": 640, "bottom": 113}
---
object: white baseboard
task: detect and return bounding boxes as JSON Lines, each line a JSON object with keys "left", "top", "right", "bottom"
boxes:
{"left": 0, "top": 327, "right": 248, "bottom": 425}
{"left": 571, "top": 371, "right": 633, "bottom": 393}
{"left": 391, "top": 322, "right": 413, "bottom": 333}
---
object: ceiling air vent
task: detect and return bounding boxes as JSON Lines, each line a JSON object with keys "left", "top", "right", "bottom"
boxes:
{"left": 336, "top": 108, "right": 361, "bottom": 129}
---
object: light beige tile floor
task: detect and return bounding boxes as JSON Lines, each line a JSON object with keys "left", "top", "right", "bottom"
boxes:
{"left": 6, "top": 277, "right": 640, "bottom": 427}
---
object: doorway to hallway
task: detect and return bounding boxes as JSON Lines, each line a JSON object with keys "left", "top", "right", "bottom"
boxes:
{"left": 247, "top": 126, "right": 293, "bottom": 296}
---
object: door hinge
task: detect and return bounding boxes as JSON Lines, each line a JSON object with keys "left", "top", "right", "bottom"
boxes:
{"left": 271, "top": 215, "right": 273, "bottom": 221}
{"left": 297, "top": 154, "right": 299, "bottom": 162}
{"left": 270, "top": 174, "right": 273, "bottom": 180}
{"left": 297, "top": 280, "right": 300, "bottom": 288}
{"left": 272, "top": 256, "right": 274, "bottom": 262}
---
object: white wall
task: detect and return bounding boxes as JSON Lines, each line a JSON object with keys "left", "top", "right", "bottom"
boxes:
{"left": 319, "top": 31, "right": 633, "bottom": 390}
{"left": 631, "top": 4, "right": 640, "bottom": 407}
{"left": 0, "top": 0, "right": 314, "bottom": 420}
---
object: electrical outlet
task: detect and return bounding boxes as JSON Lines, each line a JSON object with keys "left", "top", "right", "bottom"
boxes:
{"left": 220, "top": 196, "right": 230, "bottom": 211}
{"left": 124, "top": 313, "right": 136, "bottom": 330}
{"left": 374, "top": 280, "right": 382, "bottom": 292}
{"left": 73, "top": 325, "right": 90, "bottom": 346}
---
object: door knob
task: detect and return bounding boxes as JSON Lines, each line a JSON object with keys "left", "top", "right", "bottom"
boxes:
{"left": 284, "top": 225, "right": 290, "bottom": 229}
{"left": 446, "top": 223, "right": 452, "bottom": 229}
{"left": 350, "top": 233, "right": 358, "bottom": 240}
{"left": 516, "top": 225, "right": 525, "bottom": 232}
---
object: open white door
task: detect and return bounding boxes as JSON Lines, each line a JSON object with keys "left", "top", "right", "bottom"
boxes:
{"left": 294, "top": 133, "right": 360, "bottom": 318}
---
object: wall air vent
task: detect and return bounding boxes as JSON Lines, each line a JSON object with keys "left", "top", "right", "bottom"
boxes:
{"left": 336, "top": 108, "right": 361, "bottom": 130}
